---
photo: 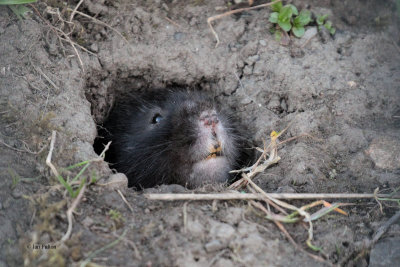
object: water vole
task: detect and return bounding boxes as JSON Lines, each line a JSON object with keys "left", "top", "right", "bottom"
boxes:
{"left": 96, "top": 89, "right": 245, "bottom": 189}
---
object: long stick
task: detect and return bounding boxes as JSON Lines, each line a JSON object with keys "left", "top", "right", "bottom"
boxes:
{"left": 145, "top": 192, "right": 398, "bottom": 201}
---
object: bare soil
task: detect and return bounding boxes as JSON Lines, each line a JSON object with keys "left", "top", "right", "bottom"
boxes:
{"left": 0, "top": 0, "right": 399, "bottom": 266}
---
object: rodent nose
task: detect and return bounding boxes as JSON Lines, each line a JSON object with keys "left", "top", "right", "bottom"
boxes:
{"left": 201, "top": 114, "right": 219, "bottom": 127}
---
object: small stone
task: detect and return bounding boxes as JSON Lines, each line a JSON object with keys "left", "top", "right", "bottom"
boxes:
{"left": 11, "top": 188, "right": 23, "bottom": 199}
{"left": 162, "top": 3, "right": 169, "bottom": 11}
{"left": 240, "top": 97, "right": 252, "bottom": 105}
{"left": 365, "top": 137, "right": 400, "bottom": 170}
{"left": 189, "top": 18, "right": 196, "bottom": 26}
{"left": 90, "top": 43, "right": 99, "bottom": 52}
{"left": 243, "top": 65, "right": 253, "bottom": 75}
{"left": 219, "top": 207, "right": 242, "bottom": 225}
{"left": 82, "top": 216, "right": 95, "bottom": 228}
{"left": 210, "top": 222, "right": 235, "bottom": 242}
{"left": 205, "top": 239, "right": 224, "bottom": 252}
{"left": 369, "top": 238, "right": 400, "bottom": 267}
{"left": 187, "top": 219, "right": 205, "bottom": 238}
{"left": 275, "top": 185, "right": 296, "bottom": 193}
{"left": 105, "top": 173, "right": 128, "bottom": 190}
{"left": 302, "top": 27, "right": 317, "bottom": 41}
{"left": 237, "top": 60, "right": 244, "bottom": 68}
{"left": 259, "top": 40, "right": 267, "bottom": 46}
{"left": 174, "top": 32, "right": 185, "bottom": 41}
{"left": 245, "top": 55, "right": 260, "bottom": 65}
{"left": 267, "top": 95, "right": 281, "bottom": 112}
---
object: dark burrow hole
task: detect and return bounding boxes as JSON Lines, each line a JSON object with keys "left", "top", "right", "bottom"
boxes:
{"left": 86, "top": 74, "right": 253, "bottom": 190}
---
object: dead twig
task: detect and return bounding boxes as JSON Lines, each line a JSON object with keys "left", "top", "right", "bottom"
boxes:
{"left": 117, "top": 189, "right": 134, "bottom": 213}
{"left": 372, "top": 209, "right": 400, "bottom": 244}
{"left": 165, "top": 17, "right": 185, "bottom": 29}
{"left": 69, "top": 0, "right": 84, "bottom": 22}
{"left": 61, "top": 183, "right": 86, "bottom": 241}
{"left": 46, "top": 131, "right": 60, "bottom": 178}
{"left": 66, "top": 8, "right": 129, "bottom": 44}
{"left": 31, "top": 64, "right": 60, "bottom": 91}
{"left": 145, "top": 192, "right": 398, "bottom": 201}
{"left": 250, "top": 200, "right": 298, "bottom": 247}
{"left": 30, "top": 5, "right": 86, "bottom": 72}
{"left": 207, "top": 0, "right": 281, "bottom": 47}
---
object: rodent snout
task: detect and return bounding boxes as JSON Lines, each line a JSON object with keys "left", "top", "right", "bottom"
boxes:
{"left": 200, "top": 111, "right": 219, "bottom": 135}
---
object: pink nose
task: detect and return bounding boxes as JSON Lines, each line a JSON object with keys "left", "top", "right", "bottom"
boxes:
{"left": 201, "top": 114, "right": 219, "bottom": 126}
{"left": 200, "top": 113, "right": 219, "bottom": 135}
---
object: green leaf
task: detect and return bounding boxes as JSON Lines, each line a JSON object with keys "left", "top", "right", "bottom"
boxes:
{"left": 278, "top": 20, "right": 292, "bottom": 32}
{"left": 72, "top": 177, "right": 86, "bottom": 198}
{"left": 294, "top": 10, "right": 312, "bottom": 26}
{"left": 271, "top": 1, "right": 282, "bottom": 12}
{"left": 8, "top": 4, "right": 31, "bottom": 19}
{"left": 269, "top": 12, "right": 279, "bottom": 23}
{"left": 57, "top": 175, "right": 74, "bottom": 197}
{"left": 316, "top": 14, "right": 328, "bottom": 25}
{"left": 0, "top": 0, "right": 37, "bottom": 4}
{"left": 292, "top": 26, "right": 305, "bottom": 37}
{"left": 324, "top": 20, "right": 333, "bottom": 30}
{"left": 278, "top": 6, "right": 293, "bottom": 22}
{"left": 287, "top": 4, "right": 298, "bottom": 16}
{"left": 329, "top": 27, "right": 336, "bottom": 35}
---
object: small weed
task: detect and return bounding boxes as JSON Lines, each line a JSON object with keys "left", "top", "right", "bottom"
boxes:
{"left": 316, "top": 14, "right": 336, "bottom": 35}
{"left": 328, "top": 169, "right": 337, "bottom": 179}
{"left": 109, "top": 209, "right": 124, "bottom": 222}
{"left": 108, "top": 209, "right": 125, "bottom": 229}
{"left": 7, "top": 168, "right": 41, "bottom": 189}
{"left": 0, "top": 0, "right": 38, "bottom": 20}
{"left": 269, "top": 0, "right": 312, "bottom": 40}
{"left": 8, "top": 168, "right": 20, "bottom": 189}
{"left": 56, "top": 159, "right": 97, "bottom": 198}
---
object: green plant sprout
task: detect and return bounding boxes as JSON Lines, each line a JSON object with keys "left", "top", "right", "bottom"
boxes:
{"left": 269, "top": 0, "right": 312, "bottom": 40}
{"left": 316, "top": 14, "right": 336, "bottom": 35}
{"left": 0, "top": 0, "right": 38, "bottom": 20}
{"left": 108, "top": 209, "right": 125, "bottom": 223}
{"left": 57, "top": 159, "right": 99, "bottom": 198}
{"left": 8, "top": 168, "right": 40, "bottom": 189}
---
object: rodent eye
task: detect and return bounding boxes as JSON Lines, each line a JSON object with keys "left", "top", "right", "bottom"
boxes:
{"left": 151, "top": 113, "right": 163, "bottom": 124}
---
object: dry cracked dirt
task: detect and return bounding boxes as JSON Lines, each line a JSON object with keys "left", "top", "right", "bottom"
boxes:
{"left": 0, "top": 0, "right": 399, "bottom": 266}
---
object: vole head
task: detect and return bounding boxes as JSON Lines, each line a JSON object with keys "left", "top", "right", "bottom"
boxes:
{"left": 104, "top": 90, "right": 242, "bottom": 189}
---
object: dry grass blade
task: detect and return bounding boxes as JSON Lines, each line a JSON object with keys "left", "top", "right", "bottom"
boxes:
{"left": 229, "top": 118, "right": 307, "bottom": 190}
{"left": 117, "top": 189, "right": 134, "bottom": 213}
{"left": 61, "top": 183, "right": 86, "bottom": 241}
{"left": 250, "top": 200, "right": 299, "bottom": 247}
